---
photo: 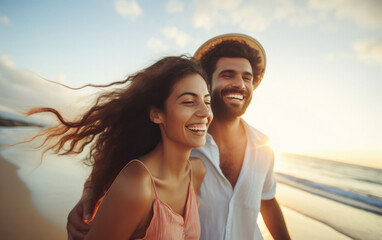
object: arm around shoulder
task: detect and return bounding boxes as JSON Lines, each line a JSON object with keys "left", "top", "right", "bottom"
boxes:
{"left": 85, "top": 162, "right": 155, "bottom": 240}
{"left": 67, "top": 175, "right": 97, "bottom": 240}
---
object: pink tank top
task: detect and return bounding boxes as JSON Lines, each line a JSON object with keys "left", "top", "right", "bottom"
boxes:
{"left": 90, "top": 160, "right": 201, "bottom": 240}
{"left": 134, "top": 160, "right": 200, "bottom": 240}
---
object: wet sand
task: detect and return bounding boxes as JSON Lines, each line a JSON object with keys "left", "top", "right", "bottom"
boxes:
{"left": 0, "top": 154, "right": 66, "bottom": 240}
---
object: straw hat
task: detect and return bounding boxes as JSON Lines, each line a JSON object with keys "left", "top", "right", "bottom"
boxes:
{"left": 194, "top": 33, "right": 266, "bottom": 86}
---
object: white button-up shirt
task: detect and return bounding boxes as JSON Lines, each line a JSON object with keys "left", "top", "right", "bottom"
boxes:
{"left": 190, "top": 120, "right": 276, "bottom": 240}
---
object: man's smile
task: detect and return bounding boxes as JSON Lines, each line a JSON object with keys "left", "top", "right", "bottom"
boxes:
{"left": 225, "top": 93, "right": 244, "bottom": 101}
{"left": 221, "top": 88, "right": 247, "bottom": 103}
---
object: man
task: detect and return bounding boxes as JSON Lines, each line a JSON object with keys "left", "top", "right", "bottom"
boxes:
{"left": 191, "top": 34, "right": 290, "bottom": 240}
{"left": 67, "top": 33, "right": 290, "bottom": 240}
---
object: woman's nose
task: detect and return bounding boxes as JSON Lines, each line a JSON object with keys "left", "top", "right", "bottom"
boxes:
{"left": 196, "top": 102, "right": 211, "bottom": 118}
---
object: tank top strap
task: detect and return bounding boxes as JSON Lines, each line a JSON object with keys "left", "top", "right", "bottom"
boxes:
{"left": 127, "top": 159, "right": 159, "bottom": 198}
{"left": 187, "top": 159, "right": 192, "bottom": 182}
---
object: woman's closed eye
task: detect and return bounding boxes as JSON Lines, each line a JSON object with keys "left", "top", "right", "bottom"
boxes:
{"left": 182, "top": 100, "right": 195, "bottom": 104}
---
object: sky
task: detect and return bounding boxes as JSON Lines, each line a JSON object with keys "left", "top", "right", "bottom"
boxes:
{"left": 0, "top": 0, "right": 381, "bottom": 169}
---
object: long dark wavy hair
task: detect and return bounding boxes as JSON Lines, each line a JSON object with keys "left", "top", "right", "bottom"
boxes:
{"left": 28, "top": 55, "right": 207, "bottom": 200}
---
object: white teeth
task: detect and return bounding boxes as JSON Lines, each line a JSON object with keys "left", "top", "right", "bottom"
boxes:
{"left": 226, "top": 94, "right": 243, "bottom": 100}
{"left": 187, "top": 126, "right": 206, "bottom": 131}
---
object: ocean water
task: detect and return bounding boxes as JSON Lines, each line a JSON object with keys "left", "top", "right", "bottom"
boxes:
{"left": 275, "top": 153, "right": 382, "bottom": 215}
{"left": 275, "top": 153, "right": 382, "bottom": 239}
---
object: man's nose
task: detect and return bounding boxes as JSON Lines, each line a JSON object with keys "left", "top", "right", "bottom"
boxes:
{"left": 231, "top": 75, "right": 245, "bottom": 89}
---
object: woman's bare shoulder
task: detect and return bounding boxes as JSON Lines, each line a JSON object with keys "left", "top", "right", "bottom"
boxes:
{"left": 85, "top": 160, "right": 155, "bottom": 239}
{"left": 111, "top": 160, "right": 155, "bottom": 202}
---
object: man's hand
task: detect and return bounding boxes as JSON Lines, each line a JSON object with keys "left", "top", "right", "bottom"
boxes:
{"left": 67, "top": 188, "right": 96, "bottom": 240}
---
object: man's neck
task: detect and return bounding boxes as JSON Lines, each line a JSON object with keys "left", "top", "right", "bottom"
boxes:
{"left": 208, "top": 117, "right": 243, "bottom": 143}
{"left": 208, "top": 117, "right": 247, "bottom": 188}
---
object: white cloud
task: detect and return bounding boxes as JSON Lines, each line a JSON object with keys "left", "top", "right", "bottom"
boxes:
{"left": 192, "top": 0, "right": 242, "bottom": 31}
{"left": 146, "top": 38, "right": 169, "bottom": 53}
{"left": 114, "top": 0, "right": 143, "bottom": 20}
{"left": 0, "top": 15, "right": 10, "bottom": 25}
{"left": 284, "top": 4, "right": 318, "bottom": 26}
{"left": 166, "top": 0, "right": 184, "bottom": 13}
{"left": 308, "top": 0, "right": 382, "bottom": 28}
{"left": 191, "top": 0, "right": 382, "bottom": 32}
{"left": 161, "top": 27, "right": 190, "bottom": 47}
{"left": 230, "top": 5, "right": 272, "bottom": 32}
{"left": 237, "top": 1, "right": 317, "bottom": 30}
{"left": 193, "top": 11, "right": 214, "bottom": 31}
{"left": 0, "top": 56, "right": 90, "bottom": 119}
{"left": 0, "top": 55, "right": 14, "bottom": 68}
{"left": 353, "top": 38, "right": 382, "bottom": 64}
{"left": 57, "top": 73, "right": 67, "bottom": 84}
{"left": 191, "top": 0, "right": 315, "bottom": 32}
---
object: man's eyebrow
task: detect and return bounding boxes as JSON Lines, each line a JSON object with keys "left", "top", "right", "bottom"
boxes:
{"left": 177, "top": 92, "right": 197, "bottom": 99}
{"left": 219, "top": 70, "right": 235, "bottom": 75}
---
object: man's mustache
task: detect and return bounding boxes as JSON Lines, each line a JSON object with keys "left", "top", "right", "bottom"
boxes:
{"left": 221, "top": 88, "right": 248, "bottom": 97}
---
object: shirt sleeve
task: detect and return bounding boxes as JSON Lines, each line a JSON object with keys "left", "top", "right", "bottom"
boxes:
{"left": 261, "top": 148, "right": 276, "bottom": 200}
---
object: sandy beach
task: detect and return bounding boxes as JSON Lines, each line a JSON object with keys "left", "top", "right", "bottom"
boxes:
{"left": 0, "top": 154, "right": 66, "bottom": 240}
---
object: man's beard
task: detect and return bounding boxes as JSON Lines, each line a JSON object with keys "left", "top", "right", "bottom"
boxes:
{"left": 211, "top": 87, "right": 252, "bottom": 121}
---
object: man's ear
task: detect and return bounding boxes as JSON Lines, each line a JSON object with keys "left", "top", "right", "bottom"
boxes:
{"left": 149, "top": 106, "right": 164, "bottom": 124}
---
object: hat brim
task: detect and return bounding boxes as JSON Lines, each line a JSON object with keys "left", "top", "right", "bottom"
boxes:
{"left": 194, "top": 33, "right": 266, "bottom": 88}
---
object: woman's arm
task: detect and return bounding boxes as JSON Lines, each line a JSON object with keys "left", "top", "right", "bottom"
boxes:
{"left": 85, "top": 162, "right": 154, "bottom": 240}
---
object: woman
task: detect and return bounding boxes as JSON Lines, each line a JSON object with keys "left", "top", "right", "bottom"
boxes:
{"left": 29, "top": 56, "right": 212, "bottom": 239}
